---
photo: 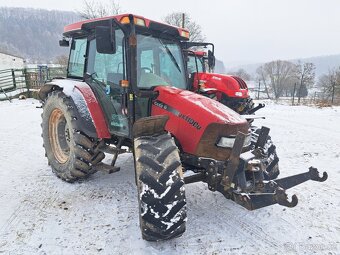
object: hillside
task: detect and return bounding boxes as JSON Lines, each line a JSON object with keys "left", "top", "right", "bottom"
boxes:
{"left": 227, "top": 54, "right": 340, "bottom": 78}
{"left": 0, "top": 7, "right": 79, "bottom": 62}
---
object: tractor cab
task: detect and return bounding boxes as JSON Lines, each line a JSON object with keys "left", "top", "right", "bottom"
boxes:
{"left": 183, "top": 42, "right": 254, "bottom": 114}
{"left": 183, "top": 42, "right": 215, "bottom": 89}
{"left": 61, "top": 14, "right": 190, "bottom": 138}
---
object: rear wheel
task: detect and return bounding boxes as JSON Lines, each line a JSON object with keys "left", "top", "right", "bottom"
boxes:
{"left": 41, "top": 91, "right": 105, "bottom": 182}
{"left": 250, "top": 126, "right": 280, "bottom": 180}
{"left": 134, "top": 133, "right": 187, "bottom": 241}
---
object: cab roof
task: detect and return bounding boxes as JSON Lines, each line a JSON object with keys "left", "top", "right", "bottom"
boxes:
{"left": 186, "top": 50, "right": 206, "bottom": 57}
{"left": 192, "top": 51, "right": 206, "bottom": 57}
{"left": 63, "top": 13, "right": 190, "bottom": 41}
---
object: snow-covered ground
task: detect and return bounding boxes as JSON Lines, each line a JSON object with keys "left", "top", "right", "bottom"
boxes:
{"left": 0, "top": 99, "right": 339, "bottom": 254}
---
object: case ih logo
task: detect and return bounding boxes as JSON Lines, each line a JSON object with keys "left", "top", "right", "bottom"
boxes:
{"left": 212, "top": 76, "right": 222, "bottom": 81}
{"left": 153, "top": 100, "right": 168, "bottom": 110}
{"left": 153, "top": 100, "right": 201, "bottom": 130}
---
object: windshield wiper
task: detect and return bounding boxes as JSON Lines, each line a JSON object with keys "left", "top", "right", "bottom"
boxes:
{"left": 158, "top": 39, "right": 181, "bottom": 73}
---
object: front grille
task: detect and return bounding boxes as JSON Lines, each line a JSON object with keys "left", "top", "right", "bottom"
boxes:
{"left": 232, "top": 76, "right": 248, "bottom": 89}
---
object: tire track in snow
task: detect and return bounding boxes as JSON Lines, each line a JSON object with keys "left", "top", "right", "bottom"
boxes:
{"left": 0, "top": 201, "right": 30, "bottom": 238}
{"left": 209, "top": 200, "right": 280, "bottom": 249}
{"left": 189, "top": 185, "right": 281, "bottom": 249}
{"left": 0, "top": 186, "right": 60, "bottom": 250}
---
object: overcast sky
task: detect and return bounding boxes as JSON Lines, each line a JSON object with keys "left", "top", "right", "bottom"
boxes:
{"left": 0, "top": 0, "right": 339, "bottom": 66}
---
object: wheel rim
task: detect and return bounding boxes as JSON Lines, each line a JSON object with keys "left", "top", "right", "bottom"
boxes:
{"left": 49, "top": 108, "right": 71, "bottom": 164}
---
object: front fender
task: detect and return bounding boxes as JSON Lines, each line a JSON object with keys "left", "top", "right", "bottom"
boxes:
{"left": 39, "top": 79, "right": 111, "bottom": 139}
{"left": 133, "top": 115, "right": 169, "bottom": 138}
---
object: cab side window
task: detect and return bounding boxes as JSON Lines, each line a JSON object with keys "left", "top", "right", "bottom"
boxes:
{"left": 87, "top": 29, "right": 125, "bottom": 86}
{"left": 68, "top": 38, "right": 87, "bottom": 78}
{"left": 187, "top": 55, "right": 197, "bottom": 74}
{"left": 140, "top": 50, "right": 154, "bottom": 72}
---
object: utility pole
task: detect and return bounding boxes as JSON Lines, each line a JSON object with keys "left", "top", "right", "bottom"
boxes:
{"left": 182, "top": 13, "right": 185, "bottom": 28}
{"left": 298, "top": 81, "right": 303, "bottom": 104}
{"left": 257, "top": 80, "right": 261, "bottom": 99}
{"left": 331, "top": 81, "right": 335, "bottom": 105}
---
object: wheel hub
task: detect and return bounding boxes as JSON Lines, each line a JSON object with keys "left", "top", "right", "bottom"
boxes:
{"left": 49, "top": 108, "right": 71, "bottom": 164}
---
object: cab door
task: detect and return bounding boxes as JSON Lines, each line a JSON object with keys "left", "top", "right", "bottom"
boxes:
{"left": 86, "top": 29, "right": 129, "bottom": 137}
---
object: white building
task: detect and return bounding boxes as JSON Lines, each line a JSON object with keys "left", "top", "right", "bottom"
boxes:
{"left": 0, "top": 51, "right": 25, "bottom": 70}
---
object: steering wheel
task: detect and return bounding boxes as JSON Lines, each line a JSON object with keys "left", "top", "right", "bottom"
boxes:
{"left": 141, "top": 67, "right": 152, "bottom": 73}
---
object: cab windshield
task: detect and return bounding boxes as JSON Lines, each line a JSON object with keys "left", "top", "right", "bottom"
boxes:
{"left": 137, "top": 34, "right": 187, "bottom": 89}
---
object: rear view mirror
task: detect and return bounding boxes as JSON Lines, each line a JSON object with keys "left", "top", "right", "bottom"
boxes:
{"left": 59, "top": 38, "right": 69, "bottom": 47}
{"left": 208, "top": 50, "right": 215, "bottom": 69}
{"left": 96, "top": 26, "right": 116, "bottom": 54}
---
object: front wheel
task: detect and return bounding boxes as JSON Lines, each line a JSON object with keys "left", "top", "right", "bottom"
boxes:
{"left": 250, "top": 126, "right": 280, "bottom": 180}
{"left": 134, "top": 133, "right": 187, "bottom": 241}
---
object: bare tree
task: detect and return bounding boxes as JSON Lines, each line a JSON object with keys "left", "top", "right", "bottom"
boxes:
{"left": 256, "top": 60, "right": 297, "bottom": 99}
{"left": 256, "top": 65, "right": 271, "bottom": 99}
{"left": 229, "top": 68, "right": 252, "bottom": 81}
{"left": 318, "top": 68, "right": 340, "bottom": 103}
{"left": 163, "top": 12, "right": 205, "bottom": 42}
{"left": 78, "top": 0, "right": 122, "bottom": 19}
{"left": 54, "top": 55, "right": 68, "bottom": 66}
{"left": 295, "top": 61, "right": 315, "bottom": 102}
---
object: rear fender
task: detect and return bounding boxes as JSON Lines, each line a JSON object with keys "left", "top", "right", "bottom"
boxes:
{"left": 39, "top": 79, "right": 111, "bottom": 139}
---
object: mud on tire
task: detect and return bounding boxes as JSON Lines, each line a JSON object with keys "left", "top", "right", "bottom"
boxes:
{"left": 250, "top": 126, "right": 280, "bottom": 180}
{"left": 134, "top": 133, "right": 187, "bottom": 241}
{"left": 41, "top": 91, "right": 105, "bottom": 182}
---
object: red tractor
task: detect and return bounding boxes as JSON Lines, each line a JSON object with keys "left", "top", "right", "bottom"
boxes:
{"left": 184, "top": 43, "right": 257, "bottom": 115}
{"left": 184, "top": 44, "right": 279, "bottom": 179}
{"left": 39, "top": 14, "right": 327, "bottom": 241}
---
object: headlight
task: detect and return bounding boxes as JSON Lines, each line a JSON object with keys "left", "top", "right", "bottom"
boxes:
{"left": 235, "top": 92, "right": 243, "bottom": 97}
{"left": 217, "top": 134, "right": 251, "bottom": 148}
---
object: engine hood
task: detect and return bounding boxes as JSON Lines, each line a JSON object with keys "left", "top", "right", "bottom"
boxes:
{"left": 151, "top": 86, "right": 249, "bottom": 158}
{"left": 197, "top": 72, "right": 249, "bottom": 98}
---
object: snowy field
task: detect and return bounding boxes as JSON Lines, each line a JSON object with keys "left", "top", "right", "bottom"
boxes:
{"left": 0, "top": 99, "right": 339, "bottom": 255}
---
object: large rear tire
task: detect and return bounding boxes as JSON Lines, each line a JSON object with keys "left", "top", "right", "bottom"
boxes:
{"left": 134, "top": 133, "right": 187, "bottom": 241}
{"left": 41, "top": 91, "right": 105, "bottom": 182}
{"left": 250, "top": 126, "right": 280, "bottom": 180}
